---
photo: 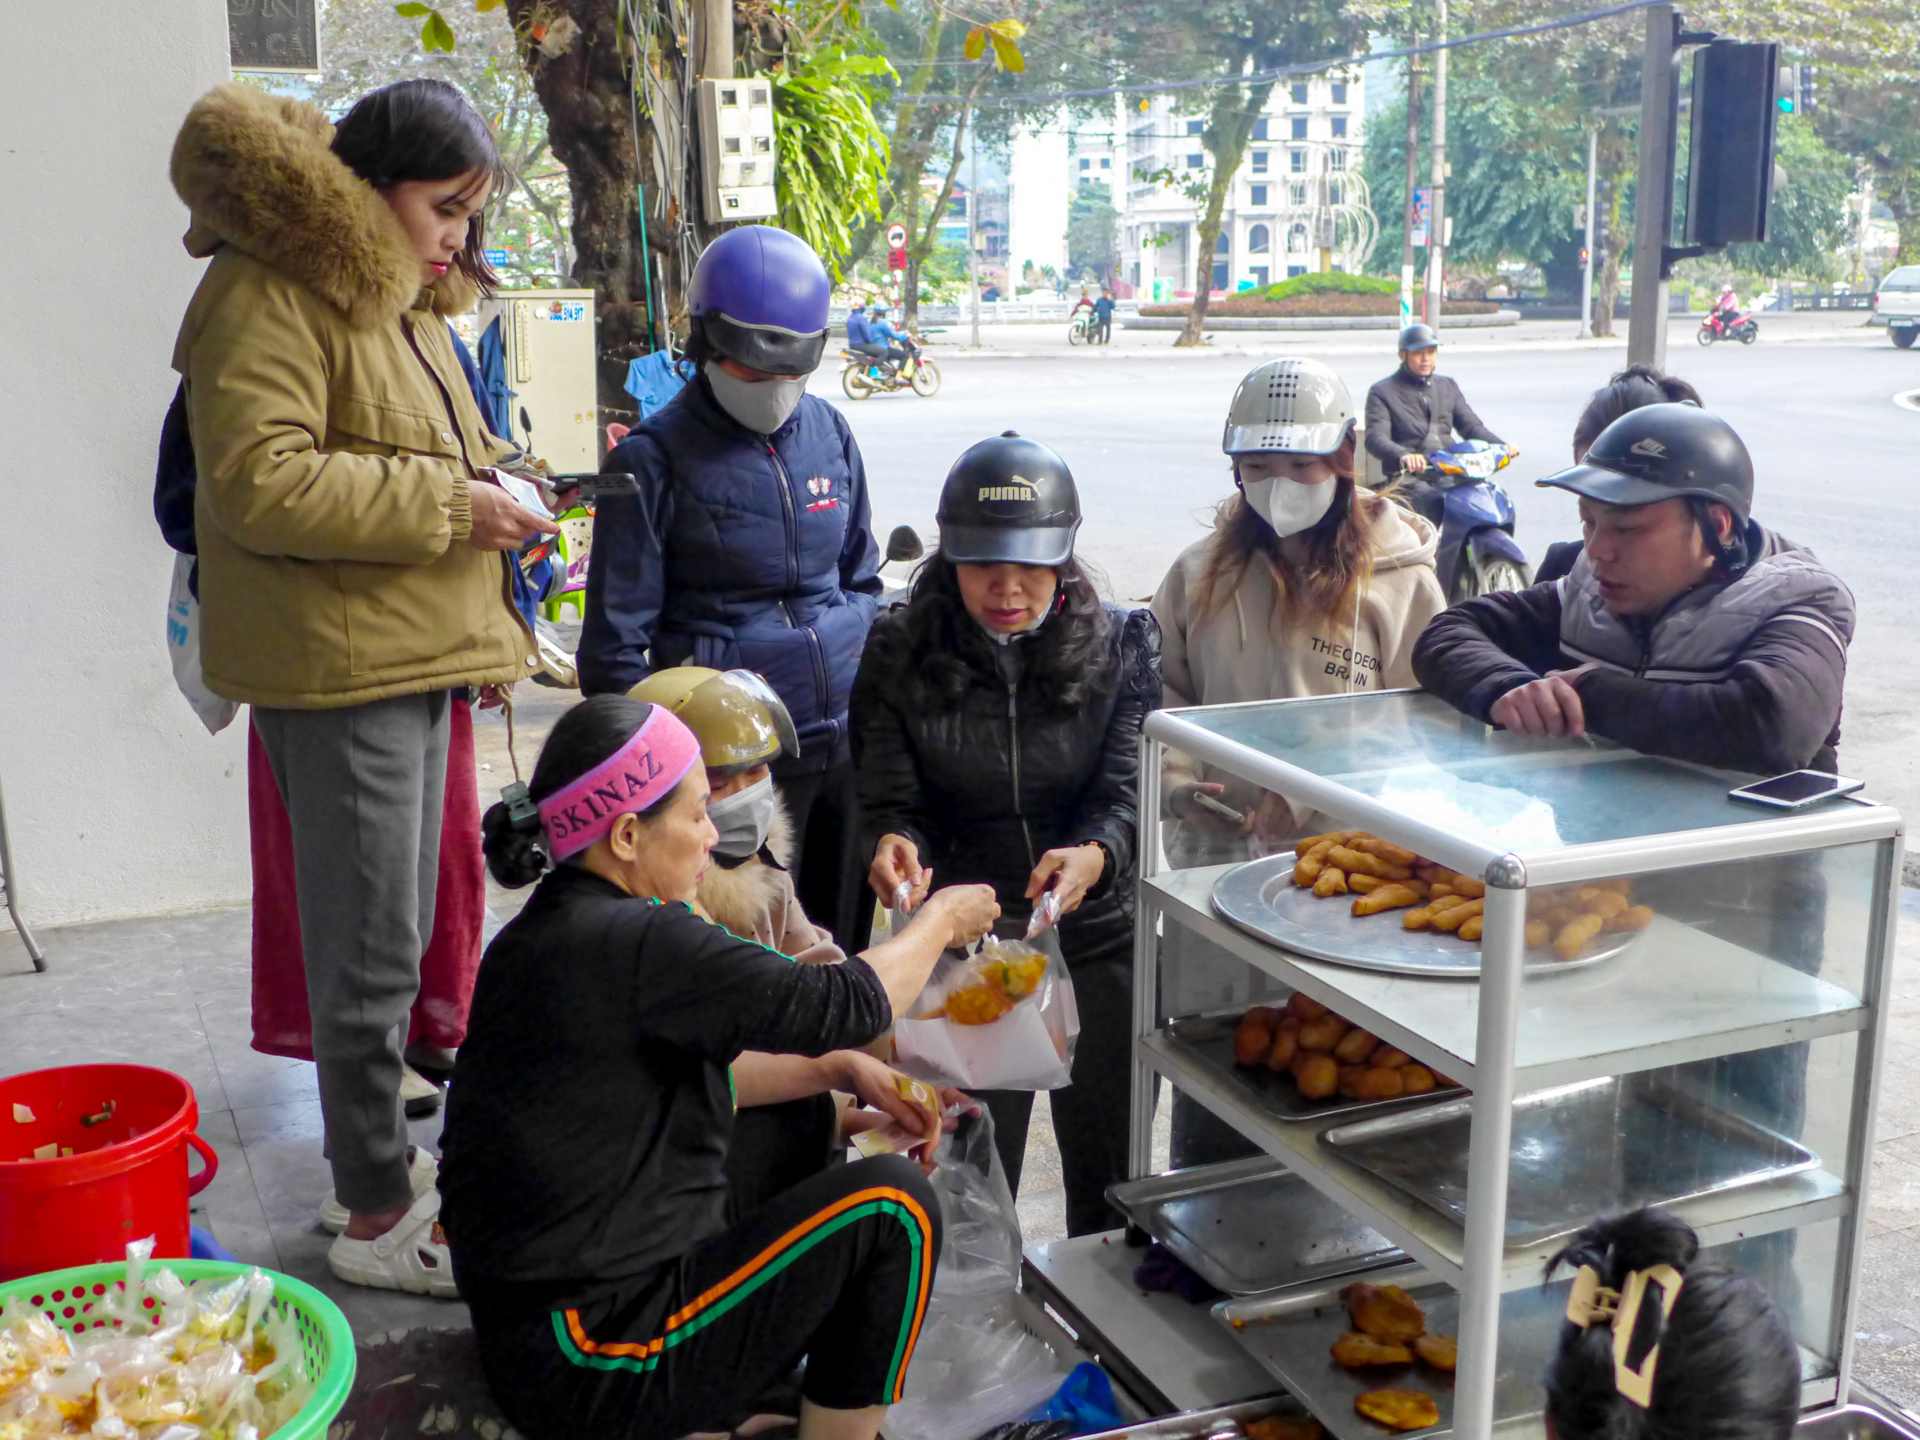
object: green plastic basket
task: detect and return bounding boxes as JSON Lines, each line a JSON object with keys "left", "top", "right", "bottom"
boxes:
{"left": 0, "top": 1258, "right": 356, "bottom": 1439}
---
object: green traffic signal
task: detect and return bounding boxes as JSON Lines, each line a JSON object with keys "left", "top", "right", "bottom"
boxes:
{"left": 1777, "top": 95, "right": 1795, "bottom": 113}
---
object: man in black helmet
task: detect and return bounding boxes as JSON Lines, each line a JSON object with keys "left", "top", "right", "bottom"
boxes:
{"left": 1363, "top": 323, "right": 1510, "bottom": 523}
{"left": 1413, "top": 404, "right": 1855, "bottom": 775}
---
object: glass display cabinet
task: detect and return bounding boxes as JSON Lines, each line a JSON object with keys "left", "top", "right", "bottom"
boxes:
{"left": 1129, "top": 690, "right": 1902, "bottom": 1438}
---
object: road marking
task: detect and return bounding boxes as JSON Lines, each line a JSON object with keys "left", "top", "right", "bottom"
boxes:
{"left": 1896, "top": 390, "right": 1920, "bottom": 414}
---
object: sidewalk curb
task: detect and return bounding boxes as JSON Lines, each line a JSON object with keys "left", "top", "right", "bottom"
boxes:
{"left": 1123, "top": 309, "right": 1520, "bottom": 332}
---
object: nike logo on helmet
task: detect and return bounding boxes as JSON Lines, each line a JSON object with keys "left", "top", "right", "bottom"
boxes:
{"left": 1629, "top": 438, "right": 1668, "bottom": 458}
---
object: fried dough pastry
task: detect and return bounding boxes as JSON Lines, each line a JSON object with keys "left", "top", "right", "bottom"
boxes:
{"left": 1413, "top": 1333, "right": 1457, "bottom": 1372}
{"left": 1354, "top": 1389, "right": 1439, "bottom": 1432}
{"left": 1331, "top": 1331, "right": 1413, "bottom": 1368}
{"left": 1346, "top": 1282, "right": 1426, "bottom": 1343}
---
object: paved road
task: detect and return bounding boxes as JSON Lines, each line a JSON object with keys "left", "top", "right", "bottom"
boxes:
{"left": 814, "top": 317, "right": 1920, "bottom": 831}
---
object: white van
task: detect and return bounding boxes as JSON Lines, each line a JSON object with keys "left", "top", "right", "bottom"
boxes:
{"left": 1875, "top": 266, "right": 1920, "bottom": 349}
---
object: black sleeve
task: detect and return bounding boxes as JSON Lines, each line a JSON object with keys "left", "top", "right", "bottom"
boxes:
{"left": 1069, "top": 609, "right": 1161, "bottom": 896}
{"left": 578, "top": 434, "right": 671, "bottom": 696}
{"left": 1573, "top": 616, "right": 1848, "bottom": 774}
{"left": 1364, "top": 383, "right": 1410, "bottom": 465}
{"left": 1411, "top": 584, "right": 1567, "bottom": 721}
{"left": 850, "top": 620, "right": 935, "bottom": 864}
{"left": 1449, "top": 380, "right": 1504, "bottom": 446}
{"left": 634, "top": 903, "right": 892, "bottom": 1059}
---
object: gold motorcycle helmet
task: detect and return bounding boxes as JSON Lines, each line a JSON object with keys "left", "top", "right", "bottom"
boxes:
{"left": 628, "top": 667, "right": 798, "bottom": 776}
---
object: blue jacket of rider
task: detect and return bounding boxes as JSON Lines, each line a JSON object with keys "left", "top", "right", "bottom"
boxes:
{"left": 845, "top": 308, "right": 874, "bottom": 345}
{"left": 578, "top": 371, "right": 884, "bottom": 774}
{"left": 871, "top": 312, "right": 903, "bottom": 343}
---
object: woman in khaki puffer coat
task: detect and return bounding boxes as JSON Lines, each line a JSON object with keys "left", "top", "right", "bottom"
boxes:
{"left": 170, "top": 78, "right": 554, "bottom": 1296}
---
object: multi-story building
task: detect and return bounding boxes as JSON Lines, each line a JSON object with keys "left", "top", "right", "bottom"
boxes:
{"left": 1118, "top": 69, "right": 1371, "bottom": 298}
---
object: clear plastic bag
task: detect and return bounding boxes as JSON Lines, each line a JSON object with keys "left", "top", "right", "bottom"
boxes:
{"left": 885, "top": 1111, "right": 1068, "bottom": 1440}
{"left": 166, "top": 554, "right": 239, "bottom": 736}
{"left": 893, "top": 934, "right": 1080, "bottom": 1091}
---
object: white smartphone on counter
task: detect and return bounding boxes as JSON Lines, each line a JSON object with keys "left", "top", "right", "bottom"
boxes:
{"left": 1727, "top": 770, "right": 1864, "bottom": 810}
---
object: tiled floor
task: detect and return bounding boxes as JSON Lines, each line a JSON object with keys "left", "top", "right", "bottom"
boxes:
{"left": 5, "top": 888, "right": 1919, "bottom": 1408}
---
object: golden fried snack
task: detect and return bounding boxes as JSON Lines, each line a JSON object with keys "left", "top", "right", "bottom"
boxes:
{"left": 1293, "top": 839, "right": 1339, "bottom": 886}
{"left": 1413, "top": 1333, "right": 1457, "bottom": 1372}
{"left": 1457, "top": 915, "right": 1483, "bottom": 942}
{"left": 1313, "top": 867, "right": 1350, "bottom": 898}
{"left": 1605, "top": 904, "right": 1654, "bottom": 932}
{"left": 1584, "top": 890, "right": 1630, "bottom": 921}
{"left": 1430, "top": 898, "right": 1484, "bottom": 933}
{"left": 1555, "top": 912, "right": 1604, "bottom": 960}
{"left": 943, "top": 984, "right": 1014, "bottom": 1025}
{"left": 1353, "top": 883, "right": 1423, "bottom": 916}
{"left": 1405, "top": 877, "right": 1431, "bottom": 899}
{"left": 1594, "top": 876, "right": 1633, "bottom": 895}
{"left": 1298, "top": 1015, "right": 1349, "bottom": 1052}
{"left": 1331, "top": 1331, "right": 1413, "bottom": 1368}
{"left": 1348, "top": 1066, "right": 1405, "bottom": 1100}
{"left": 1353, "top": 835, "right": 1419, "bottom": 867}
{"left": 1336, "top": 1064, "right": 1368, "bottom": 1099}
{"left": 1292, "top": 830, "right": 1354, "bottom": 856}
{"left": 1346, "top": 1282, "right": 1426, "bottom": 1343}
{"left": 1427, "top": 884, "right": 1457, "bottom": 903}
{"left": 1449, "top": 875, "right": 1488, "bottom": 899}
{"left": 1244, "top": 1417, "right": 1324, "bottom": 1440}
{"left": 1399, "top": 1064, "right": 1437, "bottom": 1095}
{"left": 1247, "top": 1005, "right": 1282, "bottom": 1027}
{"left": 1334, "top": 1025, "right": 1380, "bottom": 1063}
{"left": 1287, "top": 991, "right": 1330, "bottom": 1022}
{"left": 1294, "top": 1052, "right": 1339, "bottom": 1099}
{"left": 1402, "top": 905, "right": 1437, "bottom": 932}
{"left": 1355, "top": 1389, "right": 1439, "bottom": 1432}
{"left": 1266, "top": 1024, "right": 1300, "bottom": 1071}
{"left": 1328, "top": 846, "right": 1414, "bottom": 882}
{"left": 1370, "top": 1045, "right": 1410, "bottom": 1069}
{"left": 1233, "top": 1013, "right": 1273, "bottom": 1066}
{"left": 1525, "top": 920, "right": 1552, "bottom": 949}
{"left": 1349, "top": 871, "right": 1389, "bottom": 894}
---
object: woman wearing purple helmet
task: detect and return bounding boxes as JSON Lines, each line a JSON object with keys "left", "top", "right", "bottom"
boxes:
{"left": 580, "top": 227, "right": 883, "bottom": 945}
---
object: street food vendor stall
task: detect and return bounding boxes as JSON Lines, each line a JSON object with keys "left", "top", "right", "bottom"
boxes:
{"left": 1014, "top": 688, "right": 1907, "bottom": 1439}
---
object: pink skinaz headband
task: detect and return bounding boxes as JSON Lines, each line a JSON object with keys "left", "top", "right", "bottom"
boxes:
{"left": 538, "top": 708, "right": 702, "bottom": 862}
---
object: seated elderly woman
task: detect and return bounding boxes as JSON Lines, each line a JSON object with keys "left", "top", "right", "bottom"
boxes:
{"left": 438, "top": 695, "right": 998, "bottom": 1440}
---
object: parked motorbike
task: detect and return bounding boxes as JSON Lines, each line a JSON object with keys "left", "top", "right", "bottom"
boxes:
{"left": 841, "top": 348, "right": 941, "bottom": 400}
{"left": 1067, "top": 310, "right": 1095, "bottom": 344}
{"left": 1697, "top": 308, "right": 1759, "bottom": 345}
{"left": 1402, "top": 440, "right": 1532, "bottom": 602}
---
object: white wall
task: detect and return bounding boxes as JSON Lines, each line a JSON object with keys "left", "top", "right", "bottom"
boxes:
{"left": 0, "top": 4, "right": 243, "bottom": 929}
{"left": 1007, "top": 119, "right": 1070, "bottom": 283}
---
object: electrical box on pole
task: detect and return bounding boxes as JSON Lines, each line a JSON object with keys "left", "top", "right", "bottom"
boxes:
{"left": 699, "top": 77, "right": 778, "bottom": 224}
{"left": 1684, "top": 40, "right": 1781, "bottom": 248}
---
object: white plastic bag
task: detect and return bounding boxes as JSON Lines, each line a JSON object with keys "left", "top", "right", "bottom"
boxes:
{"left": 885, "top": 1111, "right": 1068, "bottom": 1440}
{"left": 893, "top": 934, "right": 1080, "bottom": 1091}
{"left": 166, "top": 554, "right": 239, "bottom": 735}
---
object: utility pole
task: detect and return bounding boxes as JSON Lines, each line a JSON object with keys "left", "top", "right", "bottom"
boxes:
{"left": 968, "top": 125, "right": 981, "bottom": 349}
{"left": 1424, "top": 0, "right": 1448, "bottom": 331}
{"left": 1626, "top": 3, "right": 1680, "bottom": 368}
{"left": 1578, "top": 124, "right": 1598, "bottom": 338}
{"left": 701, "top": 0, "right": 732, "bottom": 81}
{"left": 1400, "top": 39, "right": 1421, "bottom": 329}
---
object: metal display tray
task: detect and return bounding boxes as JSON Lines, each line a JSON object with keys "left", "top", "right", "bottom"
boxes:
{"left": 1076, "top": 1397, "right": 1322, "bottom": 1440}
{"left": 1798, "top": 1404, "right": 1920, "bottom": 1439}
{"left": 1321, "top": 1072, "right": 1820, "bottom": 1247}
{"left": 1213, "top": 1263, "right": 1565, "bottom": 1437}
{"left": 1165, "top": 1011, "right": 1466, "bottom": 1125}
{"left": 1211, "top": 853, "right": 1634, "bottom": 979}
{"left": 1109, "top": 1157, "right": 1403, "bottom": 1296}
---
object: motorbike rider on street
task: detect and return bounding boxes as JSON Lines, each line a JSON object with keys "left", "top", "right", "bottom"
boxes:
{"left": 845, "top": 302, "right": 890, "bottom": 369}
{"left": 1363, "top": 323, "right": 1513, "bottom": 525}
{"left": 870, "top": 302, "right": 917, "bottom": 370}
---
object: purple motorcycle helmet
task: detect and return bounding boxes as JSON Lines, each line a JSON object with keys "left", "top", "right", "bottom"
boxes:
{"left": 687, "top": 226, "right": 832, "bottom": 375}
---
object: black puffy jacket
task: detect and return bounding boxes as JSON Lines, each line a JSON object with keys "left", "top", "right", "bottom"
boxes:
{"left": 851, "top": 604, "right": 1161, "bottom": 968}
{"left": 1363, "top": 366, "right": 1504, "bottom": 470}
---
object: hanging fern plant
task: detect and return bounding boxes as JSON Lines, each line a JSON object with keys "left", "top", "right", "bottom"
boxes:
{"left": 770, "top": 46, "right": 895, "bottom": 279}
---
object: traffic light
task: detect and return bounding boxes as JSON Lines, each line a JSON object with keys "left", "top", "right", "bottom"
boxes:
{"left": 1800, "top": 63, "right": 1815, "bottom": 113}
{"left": 1685, "top": 40, "right": 1781, "bottom": 248}
{"left": 1777, "top": 64, "right": 1795, "bottom": 113}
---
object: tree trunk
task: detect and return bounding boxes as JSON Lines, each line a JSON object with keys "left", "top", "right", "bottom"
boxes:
{"left": 1177, "top": 77, "right": 1275, "bottom": 347}
{"left": 1591, "top": 134, "right": 1631, "bottom": 339}
{"left": 505, "top": 0, "right": 669, "bottom": 423}
{"left": 1887, "top": 169, "right": 1920, "bottom": 264}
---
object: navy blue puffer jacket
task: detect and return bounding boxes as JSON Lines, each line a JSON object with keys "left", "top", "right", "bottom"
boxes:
{"left": 578, "top": 374, "right": 883, "bottom": 774}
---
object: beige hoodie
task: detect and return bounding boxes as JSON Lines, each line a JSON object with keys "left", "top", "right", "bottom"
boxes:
{"left": 1151, "top": 500, "right": 1447, "bottom": 863}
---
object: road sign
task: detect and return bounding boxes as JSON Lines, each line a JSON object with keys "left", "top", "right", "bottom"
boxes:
{"left": 1410, "top": 188, "right": 1432, "bottom": 247}
{"left": 888, "top": 250, "right": 908, "bottom": 271}
{"left": 886, "top": 223, "right": 909, "bottom": 250}
{"left": 484, "top": 249, "right": 508, "bottom": 266}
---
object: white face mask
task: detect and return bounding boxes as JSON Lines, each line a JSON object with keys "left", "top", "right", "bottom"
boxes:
{"left": 1241, "top": 472, "right": 1338, "bottom": 538}
{"left": 704, "top": 362, "right": 808, "bottom": 435}
{"left": 708, "top": 775, "right": 777, "bottom": 859}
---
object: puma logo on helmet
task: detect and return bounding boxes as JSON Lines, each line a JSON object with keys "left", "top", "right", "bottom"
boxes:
{"left": 1629, "top": 437, "right": 1668, "bottom": 458}
{"left": 978, "top": 477, "right": 1040, "bottom": 502}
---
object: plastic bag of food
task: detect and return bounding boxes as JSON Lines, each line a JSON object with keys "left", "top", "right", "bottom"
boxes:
{"left": 893, "top": 934, "right": 1080, "bottom": 1091}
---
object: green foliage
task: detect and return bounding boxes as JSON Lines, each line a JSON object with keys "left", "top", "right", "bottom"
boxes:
{"left": 916, "top": 239, "right": 974, "bottom": 300}
{"left": 1067, "top": 180, "right": 1119, "bottom": 280}
{"left": 770, "top": 46, "right": 896, "bottom": 280}
{"left": 1258, "top": 272, "right": 1398, "bottom": 300}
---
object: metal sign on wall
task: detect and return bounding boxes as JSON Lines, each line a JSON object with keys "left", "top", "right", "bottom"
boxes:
{"left": 228, "top": 0, "right": 320, "bottom": 73}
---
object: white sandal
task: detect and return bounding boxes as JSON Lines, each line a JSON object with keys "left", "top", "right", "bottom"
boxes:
{"left": 319, "top": 1145, "right": 438, "bottom": 1235}
{"left": 327, "top": 1188, "right": 460, "bottom": 1298}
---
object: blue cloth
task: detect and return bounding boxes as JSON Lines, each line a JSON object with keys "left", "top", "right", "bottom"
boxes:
{"left": 845, "top": 310, "right": 874, "bottom": 345}
{"left": 623, "top": 351, "right": 695, "bottom": 421}
{"left": 871, "top": 315, "right": 903, "bottom": 343}
{"left": 578, "top": 374, "right": 883, "bottom": 773}
{"left": 475, "top": 316, "right": 516, "bottom": 440}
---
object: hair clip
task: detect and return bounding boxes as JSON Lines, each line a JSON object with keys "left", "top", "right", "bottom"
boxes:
{"left": 1565, "top": 1265, "right": 1620, "bottom": 1330}
{"left": 1611, "top": 1264, "right": 1684, "bottom": 1408}
{"left": 501, "top": 780, "right": 541, "bottom": 833}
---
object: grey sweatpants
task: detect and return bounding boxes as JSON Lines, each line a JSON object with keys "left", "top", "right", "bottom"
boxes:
{"left": 253, "top": 691, "right": 451, "bottom": 1213}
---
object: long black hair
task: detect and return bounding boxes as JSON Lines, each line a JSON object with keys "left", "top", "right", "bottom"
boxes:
{"left": 480, "top": 696, "right": 680, "bottom": 887}
{"left": 1543, "top": 1208, "right": 1798, "bottom": 1440}
{"left": 1572, "top": 365, "right": 1703, "bottom": 459}
{"left": 331, "top": 78, "right": 505, "bottom": 294}
{"left": 882, "top": 552, "right": 1113, "bottom": 714}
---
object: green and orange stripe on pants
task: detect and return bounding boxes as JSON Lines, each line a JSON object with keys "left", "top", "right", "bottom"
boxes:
{"left": 551, "top": 1184, "right": 937, "bottom": 1402}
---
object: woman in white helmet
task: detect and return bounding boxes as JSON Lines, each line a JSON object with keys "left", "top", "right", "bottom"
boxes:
{"left": 1151, "top": 357, "right": 1446, "bottom": 866}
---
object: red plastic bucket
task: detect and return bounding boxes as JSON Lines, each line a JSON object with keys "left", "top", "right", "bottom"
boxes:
{"left": 0, "top": 1065, "right": 218, "bottom": 1281}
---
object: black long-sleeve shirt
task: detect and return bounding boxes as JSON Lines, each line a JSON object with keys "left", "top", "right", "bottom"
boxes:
{"left": 1363, "top": 366, "right": 1503, "bottom": 468}
{"left": 439, "top": 867, "right": 891, "bottom": 1315}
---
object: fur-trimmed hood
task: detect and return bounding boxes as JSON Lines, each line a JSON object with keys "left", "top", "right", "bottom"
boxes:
{"left": 170, "top": 83, "right": 475, "bottom": 328}
{"left": 696, "top": 794, "right": 797, "bottom": 940}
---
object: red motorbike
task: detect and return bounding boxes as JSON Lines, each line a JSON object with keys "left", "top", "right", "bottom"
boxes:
{"left": 1697, "top": 307, "right": 1759, "bottom": 345}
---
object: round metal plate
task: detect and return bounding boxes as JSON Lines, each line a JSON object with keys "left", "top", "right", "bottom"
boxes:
{"left": 1210, "top": 853, "right": 1635, "bottom": 979}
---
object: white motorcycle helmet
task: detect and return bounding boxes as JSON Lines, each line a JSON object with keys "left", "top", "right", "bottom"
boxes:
{"left": 1222, "top": 357, "right": 1355, "bottom": 456}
